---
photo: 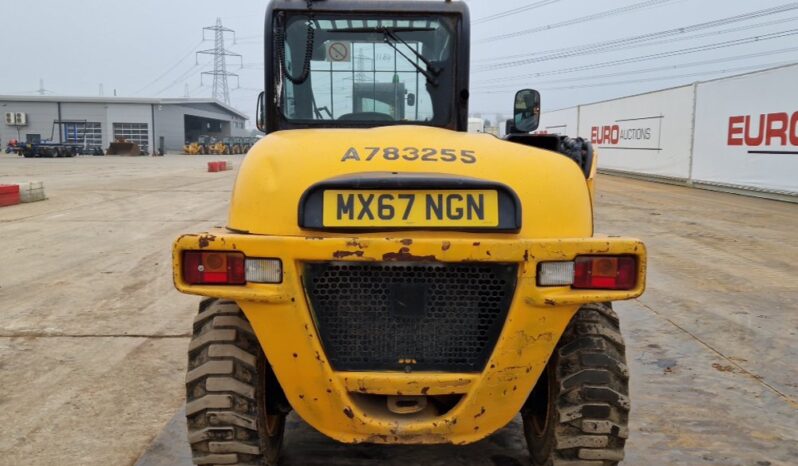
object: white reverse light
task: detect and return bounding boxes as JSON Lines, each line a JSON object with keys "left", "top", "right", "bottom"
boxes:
{"left": 245, "top": 258, "right": 283, "bottom": 284}
{"left": 537, "top": 261, "right": 575, "bottom": 286}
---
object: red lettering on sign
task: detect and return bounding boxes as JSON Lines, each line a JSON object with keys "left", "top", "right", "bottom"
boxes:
{"left": 730, "top": 112, "right": 798, "bottom": 147}
{"left": 743, "top": 115, "right": 765, "bottom": 147}
{"left": 591, "top": 124, "right": 623, "bottom": 145}
{"left": 791, "top": 112, "right": 798, "bottom": 146}
{"left": 727, "top": 116, "right": 745, "bottom": 146}
{"left": 765, "top": 112, "right": 789, "bottom": 146}
{"left": 610, "top": 125, "right": 620, "bottom": 144}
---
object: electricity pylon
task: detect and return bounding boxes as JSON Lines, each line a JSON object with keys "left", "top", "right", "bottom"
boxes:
{"left": 197, "top": 18, "right": 242, "bottom": 105}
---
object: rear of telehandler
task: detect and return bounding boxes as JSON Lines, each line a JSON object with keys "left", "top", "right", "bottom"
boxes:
{"left": 173, "top": 1, "right": 646, "bottom": 465}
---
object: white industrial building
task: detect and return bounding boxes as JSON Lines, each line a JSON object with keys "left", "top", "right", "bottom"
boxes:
{"left": 0, "top": 96, "right": 250, "bottom": 154}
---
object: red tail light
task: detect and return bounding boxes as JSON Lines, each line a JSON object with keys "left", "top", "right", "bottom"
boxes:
{"left": 182, "top": 251, "right": 246, "bottom": 285}
{"left": 573, "top": 256, "right": 637, "bottom": 290}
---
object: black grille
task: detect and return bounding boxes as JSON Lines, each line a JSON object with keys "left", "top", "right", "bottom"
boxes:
{"left": 303, "top": 262, "right": 517, "bottom": 372}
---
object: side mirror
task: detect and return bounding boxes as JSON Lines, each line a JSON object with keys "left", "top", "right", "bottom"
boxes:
{"left": 406, "top": 93, "right": 416, "bottom": 107}
{"left": 512, "top": 89, "right": 541, "bottom": 133}
{"left": 256, "top": 91, "right": 266, "bottom": 133}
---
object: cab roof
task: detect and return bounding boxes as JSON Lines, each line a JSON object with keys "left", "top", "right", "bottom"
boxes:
{"left": 268, "top": 0, "right": 470, "bottom": 16}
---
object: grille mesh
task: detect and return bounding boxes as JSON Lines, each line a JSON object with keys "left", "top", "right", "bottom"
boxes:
{"left": 303, "top": 262, "right": 517, "bottom": 372}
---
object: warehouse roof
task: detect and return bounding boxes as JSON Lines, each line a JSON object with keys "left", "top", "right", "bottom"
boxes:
{"left": 0, "top": 95, "right": 249, "bottom": 120}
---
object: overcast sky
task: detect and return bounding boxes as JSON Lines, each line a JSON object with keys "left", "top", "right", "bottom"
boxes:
{"left": 2, "top": 0, "right": 797, "bottom": 126}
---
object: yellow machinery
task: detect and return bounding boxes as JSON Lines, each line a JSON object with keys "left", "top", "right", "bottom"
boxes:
{"left": 172, "top": 1, "right": 646, "bottom": 465}
{"left": 183, "top": 141, "right": 202, "bottom": 155}
{"left": 184, "top": 136, "right": 214, "bottom": 155}
{"left": 242, "top": 137, "right": 257, "bottom": 152}
{"left": 230, "top": 138, "right": 247, "bottom": 155}
{"left": 210, "top": 139, "right": 229, "bottom": 155}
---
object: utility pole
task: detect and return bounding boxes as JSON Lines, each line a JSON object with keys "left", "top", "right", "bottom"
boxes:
{"left": 197, "top": 18, "right": 242, "bottom": 105}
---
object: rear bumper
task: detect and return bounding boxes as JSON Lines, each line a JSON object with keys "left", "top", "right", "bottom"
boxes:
{"left": 173, "top": 231, "right": 646, "bottom": 445}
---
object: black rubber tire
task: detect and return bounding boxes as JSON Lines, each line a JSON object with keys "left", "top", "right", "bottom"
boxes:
{"left": 523, "top": 303, "right": 630, "bottom": 466}
{"left": 186, "top": 298, "right": 286, "bottom": 466}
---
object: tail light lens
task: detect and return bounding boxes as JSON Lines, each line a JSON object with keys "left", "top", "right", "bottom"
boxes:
{"left": 183, "top": 251, "right": 246, "bottom": 285}
{"left": 573, "top": 256, "right": 637, "bottom": 290}
{"left": 538, "top": 255, "right": 638, "bottom": 290}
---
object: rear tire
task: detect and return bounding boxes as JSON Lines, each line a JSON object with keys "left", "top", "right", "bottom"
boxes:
{"left": 186, "top": 298, "right": 287, "bottom": 466}
{"left": 523, "top": 303, "right": 629, "bottom": 466}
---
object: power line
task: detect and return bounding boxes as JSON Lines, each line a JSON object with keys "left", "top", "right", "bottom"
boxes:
{"left": 187, "top": 83, "right": 205, "bottom": 98}
{"left": 478, "top": 0, "right": 683, "bottom": 43}
{"left": 155, "top": 63, "right": 202, "bottom": 96}
{"left": 472, "top": 29, "right": 798, "bottom": 84}
{"left": 471, "top": 45, "right": 798, "bottom": 90}
{"left": 474, "top": 60, "right": 797, "bottom": 94}
{"left": 474, "top": 15, "right": 798, "bottom": 72}
{"left": 472, "top": 0, "right": 562, "bottom": 25}
{"left": 241, "top": 63, "right": 265, "bottom": 70}
{"left": 133, "top": 39, "right": 204, "bottom": 95}
{"left": 474, "top": 3, "right": 798, "bottom": 67}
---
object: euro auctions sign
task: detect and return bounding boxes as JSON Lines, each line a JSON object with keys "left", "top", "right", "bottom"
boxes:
{"left": 692, "top": 64, "right": 798, "bottom": 194}
{"left": 727, "top": 112, "right": 798, "bottom": 154}
{"left": 590, "top": 117, "right": 662, "bottom": 151}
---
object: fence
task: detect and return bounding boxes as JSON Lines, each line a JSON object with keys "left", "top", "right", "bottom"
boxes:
{"left": 538, "top": 63, "right": 798, "bottom": 200}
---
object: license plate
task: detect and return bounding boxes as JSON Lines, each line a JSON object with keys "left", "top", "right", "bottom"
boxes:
{"left": 322, "top": 190, "right": 499, "bottom": 228}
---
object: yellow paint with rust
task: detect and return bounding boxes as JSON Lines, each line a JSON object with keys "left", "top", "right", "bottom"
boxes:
{"left": 172, "top": 125, "right": 646, "bottom": 445}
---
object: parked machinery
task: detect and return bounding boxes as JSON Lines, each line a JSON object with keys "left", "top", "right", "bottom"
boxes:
{"left": 18, "top": 142, "right": 81, "bottom": 158}
{"left": 230, "top": 137, "right": 244, "bottom": 154}
{"left": 184, "top": 136, "right": 215, "bottom": 155}
{"left": 204, "top": 137, "right": 253, "bottom": 155}
{"left": 5, "top": 139, "right": 22, "bottom": 155}
{"left": 240, "top": 137, "right": 257, "bottom": 153}
{"left": 14, "top": 120, "right": 104, "bottom": 158}
{"left": 184, "top": 141, "right": 202, "bottom": 155}
{"left": 106, "top": 139, "right": 143, "bottom": 156}
{"left": 209, "top": 139, "right": 225, "bottom": 155}
{"left": 199, "top": 136, "right": 214, "bottom": 155}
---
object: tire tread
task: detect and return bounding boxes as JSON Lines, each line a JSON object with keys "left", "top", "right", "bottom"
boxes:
{"left": 525, "top": 303, "right": 629, "bottom": 466}
{"left": 186, "top": 299, "right": 279, "bottom": 465}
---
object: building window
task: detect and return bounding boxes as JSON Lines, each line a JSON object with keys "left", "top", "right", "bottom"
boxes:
{"left": 113, "top": 123, "right": 149, "bottom": 152}
{"left": 64, "top": 122, "right": 102, "bottom": 148}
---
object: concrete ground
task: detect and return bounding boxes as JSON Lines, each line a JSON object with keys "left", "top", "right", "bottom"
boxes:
{"left": 0, "top": 154, "right": 795, "bottom": 466}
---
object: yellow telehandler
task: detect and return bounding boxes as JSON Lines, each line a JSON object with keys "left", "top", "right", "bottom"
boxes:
{"left": 172, "top": 1, "right": 646, "bottom": 464}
